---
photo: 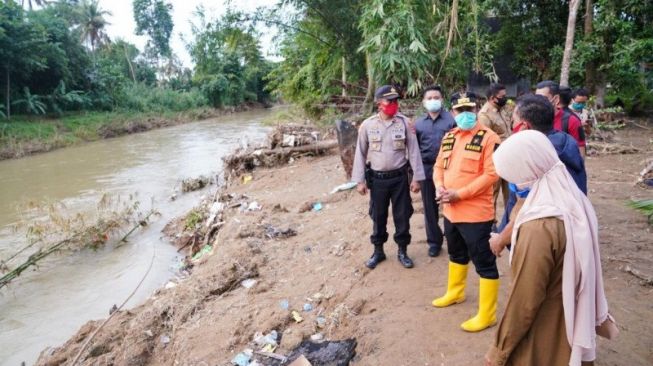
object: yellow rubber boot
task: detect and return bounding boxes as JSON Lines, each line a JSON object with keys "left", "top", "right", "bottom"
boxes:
{"left": 432, "top": 262, "right": 468, "bottom": 307}
{"left": 461, "top": 278, "right": 499, "bottom": 332}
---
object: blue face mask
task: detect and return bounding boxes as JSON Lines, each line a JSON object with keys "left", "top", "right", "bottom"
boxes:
{"left": 508, "top": 183, "right": 530, "bottom": 198}
{"left": 454, "top": 111, "right": 477, "bottom": 130}
{"left": 572, "top": 102, "right": 586, "bottom": 111}
{"left": 424, "top": 99, "right": 442, "bottom": 113}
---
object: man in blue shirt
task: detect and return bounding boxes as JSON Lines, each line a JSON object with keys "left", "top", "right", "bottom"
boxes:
{"left": 414, "top": 85, "right": 456, "bottom": 257}
{"left": 491, "top": 94, "right": 587, "bottom": 257}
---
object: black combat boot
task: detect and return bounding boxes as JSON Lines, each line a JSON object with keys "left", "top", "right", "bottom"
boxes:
{"left": 365, "top": 245, "right": 386, "bottom": 269}
{"left": 398, "top": 245, "right": 414, "bottom": 268}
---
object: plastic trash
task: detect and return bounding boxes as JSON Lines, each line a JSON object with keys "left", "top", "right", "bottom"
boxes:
{"left": 279, "top": 299, "right": 290, "bottom": 310}
{"left": 312, "top": 202, "right": 323, "bottom": 211}
{"left": 241, "top": 279, "right": 257, "bottom": 289}
{"left": 303, "top": 303, "right": 313, "bottom": 312}
{"left": 242, "top": 175, "right": 253, "bottom": 184}
{"left": 285, "top": 339, "right": 357, "bottom": 365}
{"left": 329, "top": 181, "right": 358, "bottom": 194}
{"left": 231, "top": 350, "right": 252, "bottom": 366}
{"left": 310, "top": 333, "right": 324, "bottom": 342}
{"left": 315, "top": 316, "right": 326, "bottom": 329}
{"left": 191, "top": 245, "right": 213, "bottom": 262}
{"left": 247, "top": 201, "right": 262, "bottom": 211}
{"left": 160, "top": 335, "right": 171, "bottom": 345}
{"left": 288, "top": 355, "right": 313, "bottom": 366}
{"left": 291, "top": 310, "right": 304, "bottom": 323}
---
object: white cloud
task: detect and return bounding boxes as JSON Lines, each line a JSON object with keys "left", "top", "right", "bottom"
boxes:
{"left": 103, "top": 0, "right": 279, "bottom": 67}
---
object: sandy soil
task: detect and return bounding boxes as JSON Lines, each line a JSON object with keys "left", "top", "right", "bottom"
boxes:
{"left": 37, "top": 126, "right": 652, "bottom": 366}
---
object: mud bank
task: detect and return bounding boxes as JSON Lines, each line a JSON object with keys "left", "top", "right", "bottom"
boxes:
{"left": 37, "top": 126, "right": 652, "bottom": 366}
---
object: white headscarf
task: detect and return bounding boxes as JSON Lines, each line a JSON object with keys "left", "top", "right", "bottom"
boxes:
{"left": 492, "top": 130, "right": 611, "bottom": 365}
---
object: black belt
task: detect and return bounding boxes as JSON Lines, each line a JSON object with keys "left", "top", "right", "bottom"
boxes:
{"left": 371, "top": 165, "right": 408, "bottom": 179}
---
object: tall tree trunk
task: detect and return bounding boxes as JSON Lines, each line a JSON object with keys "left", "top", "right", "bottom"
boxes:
{"left": 560, "top": 0, "right": 581, "bottom": 87}
{"left": 583, "top": 0, "right": 596, "bottom": 93}
{"left": 124, "top": 47, "right": 136, "bottom": 82}
{"left": 341, "top": 56, "right": 347, "bottom": 97}
{"left": 5, "top": 66, "right": 10, "bottom": 119}
{"left": 362, "top": 52, "right": 375, "bottom": 114}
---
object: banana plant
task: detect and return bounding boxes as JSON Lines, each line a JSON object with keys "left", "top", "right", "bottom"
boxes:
{"left": 12, "top": 87, "right": 47, "bottom": 115}
{"left": 48, "top": 80, "right": 90, "bottom": 115}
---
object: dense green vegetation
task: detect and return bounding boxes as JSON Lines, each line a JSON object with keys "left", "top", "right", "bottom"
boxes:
{"left": 0, "top": 0, "right": 651, "bottom": 156}
{"left": 0, "top": 0, "right": 272, "bottom": 121}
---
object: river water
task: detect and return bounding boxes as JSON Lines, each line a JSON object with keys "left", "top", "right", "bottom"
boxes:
{"left": 0, "top": 109, "right": 273, "bottom": 365}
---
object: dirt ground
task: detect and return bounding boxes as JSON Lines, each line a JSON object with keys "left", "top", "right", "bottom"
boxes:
{"left": 37, "top": 125, "right": 652, "bottom": 366}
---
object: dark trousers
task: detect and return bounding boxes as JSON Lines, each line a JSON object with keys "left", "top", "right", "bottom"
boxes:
{"left": 444, "top": 218, "right": 498, "bottom": 279}
{"left": 369, "top": 172, "right": 414, "bottom": 247}
{"left": 419, "top": 178, "right": 444, "bottom": 249}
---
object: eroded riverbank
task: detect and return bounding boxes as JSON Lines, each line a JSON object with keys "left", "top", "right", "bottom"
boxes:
{"left": 0, "top": 109, "right": 275, "bottom": 366}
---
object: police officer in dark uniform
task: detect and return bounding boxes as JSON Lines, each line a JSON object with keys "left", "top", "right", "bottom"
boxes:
{"left": 352, "top": 85, "right": 426, "bottom": 269}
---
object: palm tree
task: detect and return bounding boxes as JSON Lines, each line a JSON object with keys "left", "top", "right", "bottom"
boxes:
{"left": 78, "top": 0, "right": 112, "bottom": 52}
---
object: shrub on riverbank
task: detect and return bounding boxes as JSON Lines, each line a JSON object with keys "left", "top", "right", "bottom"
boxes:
{"left": 0, "top": 107, "right": 244, "bottom": 160}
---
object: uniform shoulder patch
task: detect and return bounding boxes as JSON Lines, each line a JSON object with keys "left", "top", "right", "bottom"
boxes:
{"left": 464, "top": 129, "right": 487, "bottom": 152}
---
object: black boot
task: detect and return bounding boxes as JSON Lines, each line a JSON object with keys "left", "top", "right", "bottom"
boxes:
{"left": 428, "top": 245, "right": 441, "bottom": 257}
{"left": 398, "top": 245, "right": 414, "bottom": 268}
{"left": 366, "top": 245, "right": 386, "bottom": 269}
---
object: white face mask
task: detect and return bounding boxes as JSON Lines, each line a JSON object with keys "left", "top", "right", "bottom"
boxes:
{"left": 423, "top": 99, "right": 442, "bottom": 113}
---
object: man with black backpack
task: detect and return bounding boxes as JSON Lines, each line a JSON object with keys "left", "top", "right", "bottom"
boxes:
{"left": 535, "top": 81, "right": 586, "bottom": 157}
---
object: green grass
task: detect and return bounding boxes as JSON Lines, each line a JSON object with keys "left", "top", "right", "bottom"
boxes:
{"left": 0, "top": 108, "right": 224, "bottom": 159}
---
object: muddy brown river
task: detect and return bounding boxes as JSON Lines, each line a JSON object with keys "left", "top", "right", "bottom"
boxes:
{"left": 0, "top": 109, "right": 273, "bottom": 365}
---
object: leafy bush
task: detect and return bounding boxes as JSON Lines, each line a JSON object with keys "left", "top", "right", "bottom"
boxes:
{"left": 117, "top": 83, "right": 209, "bottom": 112}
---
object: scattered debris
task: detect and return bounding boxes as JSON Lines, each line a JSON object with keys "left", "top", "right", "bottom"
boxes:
{"left": 312, "top": 202, "right": 323, "bottom": 212}
{"left": 232, "top": 349, "right": 253, "bottom": 366}
{"left": 264, "top": 225, "right": 297, "bottom": 239}
{"left": 588, "top": 142, "right": 641, "bottom": 155}
{"left": 268, "top": 124, "right": 325, "bottom": 149}
{"left": 245, "top": 201, "right": 263, "bottom": 212}
{"left": 223, "top": 140, "right": 338, "bottom": 178}
{"left": 181, "top": 176, "right": 210, "bottom": 192}
{"left": 303, "top": 303, "right": 313, "bottom": 312}
{"left": 164, "top": 281, "right": 177, "bottom": 289}
{"left": 242, "top": 174, "right": 253, "bottom": 184}
{"left": 330, "top": 182, "right": 357, "bottom": 194}
{"left": 287, "top": 355, "right": 313, "bottom": 366}
{"left": 283, "top": 339, "right": 357, "bottom": 366}
{"left": 636, "top": 159, "right": 653, "bottom": 188}
{"left": 310, "top": 333, "right": 324, "bottom": 342}
{"left": 191, "top": 245, "right": 213, "bottom": 262}
{"left": 241, "top": 279, "right": 258, "bottom": 289}
{"left": 279, "top": 299, "right": 290, "bottom": 310}
{"left": 622, "top": 265, "right": 653, "bottom": 286}
{"left": 315, "top": 316, "right": 327, "bottom": 329}
{"left": 291, "top": 310, "right": 304, "bottom": 323}
{"left": 160, "top": 335, "right": 171, "bottom": 346}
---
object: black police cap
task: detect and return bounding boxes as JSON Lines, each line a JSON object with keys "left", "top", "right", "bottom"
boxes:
{"left": 374, "top": 85, "right": 400, "bottom": 101}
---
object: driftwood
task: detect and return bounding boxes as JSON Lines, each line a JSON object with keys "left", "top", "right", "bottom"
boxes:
{"left": 224, "top": 140, "right": 338, "bottom": 177}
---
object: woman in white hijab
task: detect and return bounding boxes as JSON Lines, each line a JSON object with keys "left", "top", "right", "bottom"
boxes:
{"left": 485, "top": 130, "right": 617, "bottom": 366}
